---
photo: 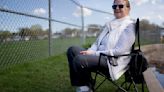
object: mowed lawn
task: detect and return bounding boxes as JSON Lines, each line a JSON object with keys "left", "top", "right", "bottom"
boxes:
{"left": 0, "top": 37, "right": 95, "bottom": 68}
{"left": 0, "top": 54, "right": 148, "bottom": 92}
{"left": 0, "top": 37, "right": 151, "bottom": 92}
{"left": 0, "top": 54, "right": 73, "bottom": 92}
{"left": 0, "top": 54, "right": 112, "bottom": 92}
{"left": 0, "top": 36, "right": 155, "bottom": 68}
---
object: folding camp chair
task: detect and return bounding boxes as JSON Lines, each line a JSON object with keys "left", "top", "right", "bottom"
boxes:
{"left": 92, "top": 18, "right": 147, "bottom": 92}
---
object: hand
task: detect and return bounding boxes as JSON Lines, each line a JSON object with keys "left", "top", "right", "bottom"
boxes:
{"left": 80, "top": 50, "right": 95, "bottom": 55}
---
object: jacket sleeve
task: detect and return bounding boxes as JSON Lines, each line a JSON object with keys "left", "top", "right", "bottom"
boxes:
{"left": 87, "top": 25, "right": 106, "bottom": 51}
{"left": 95, "top": 23, "right": 135, "bottom": 56}
{"left": 87, "top": 41, "right": 98, "bottom": 51}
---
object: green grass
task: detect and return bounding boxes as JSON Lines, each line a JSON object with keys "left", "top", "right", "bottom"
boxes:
{"left": 0, "top": 36, "right": 158, "bottom": 68}
{"left": 0, "top": 37, "right": 96, "bottom": 68}
{"left": 0, "top": 37, "right": 157, "bottom": 91}
{"left": 0, "top": 40, "right": 49, "bottom": 67}
{"left": 0, "top": 54, "right": 74, "bottom": 92}
{"left": 0, "top": 53, "right": 148, "bottom": 92}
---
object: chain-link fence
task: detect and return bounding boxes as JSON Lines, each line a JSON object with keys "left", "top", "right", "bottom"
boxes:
{"left": 0, "top": 0, "right": 162, "bottom": 69}
{"left": 0, "top": 0, "right": 50, "bottom": 68}
{"left": 0, "top": 0, "right": 113, "bottom": 68}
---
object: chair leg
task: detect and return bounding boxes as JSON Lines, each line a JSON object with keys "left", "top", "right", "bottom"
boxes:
{"left": 126, "top": 70, "right": 139, "bottom": 92}
{"left": 120, "top": 81, "right": 129, "bottom": 90}
{"left": 93, "top": 75, "right": 128, "bottom": 92}
{"left": 94, "top": 77, "right": 107, "bottom": 91}
{"left": 108, "top": 78, "right": 128, "bottom": 92}
{"left": 118, "top": 81, "right": 133, "bottom": 92}
{"left": 142, "top": 82, "right": 144, "bottom": 92}
{"left": 92, "top": 72, "right": 98, "bottom": 91}
{"left": 131, "top": 79, "right": 138, "bottom": 92}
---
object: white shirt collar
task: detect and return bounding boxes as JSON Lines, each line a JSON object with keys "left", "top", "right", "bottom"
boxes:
{"left": 109, "top": 16, "right": 131, "bottom": 31}
{"left": 114, "top": 16, "right": 130, "bottom": 22}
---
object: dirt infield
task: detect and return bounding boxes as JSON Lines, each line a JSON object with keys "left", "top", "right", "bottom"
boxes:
{"left": 141, "top": 44, "right": 164, "bottom": 73}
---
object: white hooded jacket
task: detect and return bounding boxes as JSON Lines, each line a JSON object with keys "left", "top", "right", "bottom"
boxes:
{"left": 88, "top": 16, "right": 135, "bottom": 80}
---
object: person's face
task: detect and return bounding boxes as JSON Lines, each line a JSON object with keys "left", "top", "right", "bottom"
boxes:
{"left": 113, "top": 0, "right": 130, "bottom": 19}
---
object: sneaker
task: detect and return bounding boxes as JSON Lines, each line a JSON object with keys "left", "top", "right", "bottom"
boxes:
{"left": 76, "top": 86, "right": 93, "bottom": 92}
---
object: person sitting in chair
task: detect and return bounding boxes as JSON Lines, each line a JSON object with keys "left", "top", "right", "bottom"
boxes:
{"left": 67, "top": 0, "right": 135, "bottom": 91}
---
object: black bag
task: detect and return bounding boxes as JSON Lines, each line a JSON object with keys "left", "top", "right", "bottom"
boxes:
{"left": 125, "top": 18, "right": 148, "bottom": 84}
{"left": 127, "top": 49, "right": 148, "bottom": 83}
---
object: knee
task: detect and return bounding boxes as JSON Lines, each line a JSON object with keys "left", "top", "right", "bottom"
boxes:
{"left": 67, "top": 46, "right": 81, "bottom": 55}
{"left": 67, "top": 46, "right": 76, "bottom": 55}
{"left": 74, "top": 55, "right": 86, "bottom": 68}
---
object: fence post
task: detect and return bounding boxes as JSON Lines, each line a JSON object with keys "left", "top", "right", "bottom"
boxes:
{"left": 80, "top": 6, "right": 85, "bottom": 45}
{"left": 48, "top": 0, "right": 52, "bottom": 56}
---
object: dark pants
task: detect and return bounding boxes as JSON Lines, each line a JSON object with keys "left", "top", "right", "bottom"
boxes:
{"left": 66, "top": 46, "right": 109, "bottom": 86}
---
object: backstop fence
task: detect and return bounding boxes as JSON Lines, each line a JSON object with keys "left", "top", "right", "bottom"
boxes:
{"left": 0, "top": 0, "right": 161, "bottom": 69}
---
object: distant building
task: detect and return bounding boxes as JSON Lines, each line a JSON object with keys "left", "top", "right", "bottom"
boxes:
{"left": 12, "top": 35, "right": 30, "bottom": 41}
{"left": 38, "top": 35, "right": 48, "bottom": 40}
{"left": 13, "top": 35, "right": 21, "bottom": 41}
{"left": 86, "top": 26, "right": 102, "bottom": 37}
{"left": 52, "top": 32, "right": 62, "bottom": 39}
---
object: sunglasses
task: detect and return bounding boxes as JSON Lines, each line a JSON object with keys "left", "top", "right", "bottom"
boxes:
{"left": 112, "top": 4, "right": 124, "bottom": 9}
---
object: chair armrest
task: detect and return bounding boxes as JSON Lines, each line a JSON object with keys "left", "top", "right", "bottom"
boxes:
{"left": 100, "top": 53, "right": 133, "bottom": 57}
{"left": 99, "top": 53, "right": 133, "bottom": 66}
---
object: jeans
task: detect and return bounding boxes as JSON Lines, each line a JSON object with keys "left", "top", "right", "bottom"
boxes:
{"left": 66, "top": 46, "right": 109, "bottom": 86}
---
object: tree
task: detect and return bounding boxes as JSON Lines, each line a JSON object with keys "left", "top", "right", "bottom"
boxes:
{"left": 19, "top": 27, "right": 31, "bottom": 37}
{"left": 30, "top": 24, "right": 43, "bottom": 37}
{"left": 140, "top": 19, "right": 157, "bottom": 31}
{"left": 18, "top": 24, "right": 46, "bottom": 40}
{"left": 140, "top": 19, "right": 150, "bottom": 31}
{"left": 62, "top": 28, "right": 73, "bottom": 35}
{"left": 0, "top": 30, "right": 11, "bottom": 42}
